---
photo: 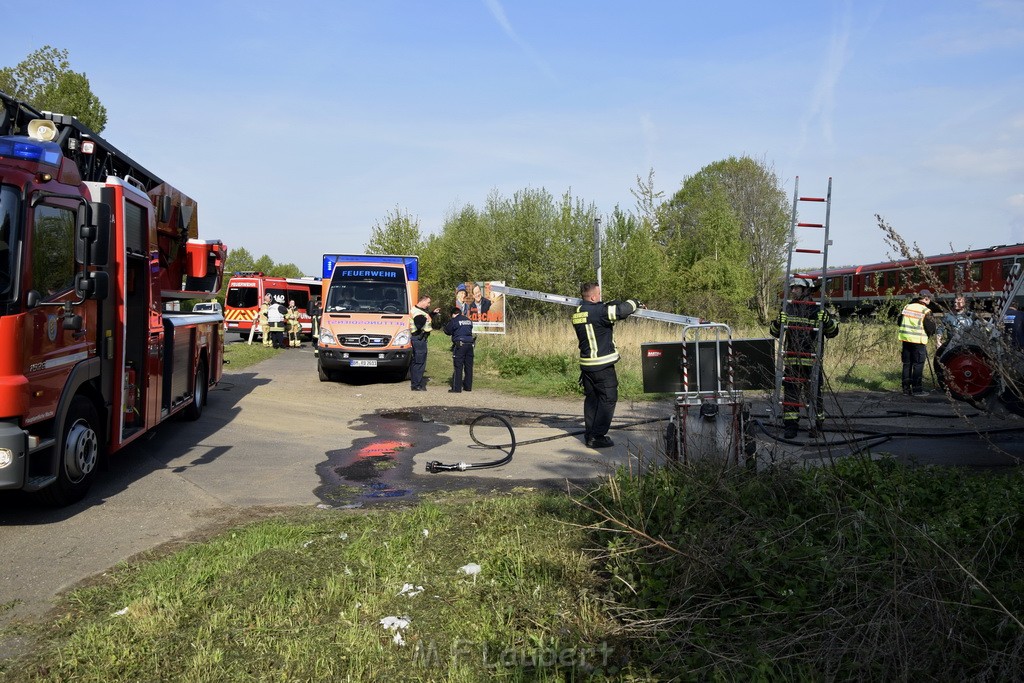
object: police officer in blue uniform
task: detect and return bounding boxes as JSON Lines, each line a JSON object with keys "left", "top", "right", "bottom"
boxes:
{"left": 443, "top": 306, "right": 475, "bottom": 392}
{"left": 572, "top": 282, "right": 643, "bottom": 449}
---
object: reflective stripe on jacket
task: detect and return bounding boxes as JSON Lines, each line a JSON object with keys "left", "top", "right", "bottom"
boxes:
{"left": 572, "top": 299, "right": 640, "bottom": 371}
{"left": 898, "top": 302, "right": 930, "bottom": 344}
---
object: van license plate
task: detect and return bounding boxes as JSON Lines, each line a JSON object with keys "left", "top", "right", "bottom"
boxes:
{"left": 351, "top": 359, "right": 378, "bottom": 368}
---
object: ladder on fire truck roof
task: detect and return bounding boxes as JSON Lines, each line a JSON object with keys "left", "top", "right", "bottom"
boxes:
{"left": 1, "top": 89, "right": 167, "bottom": 190}
{"left": 772, "top": 177, "right": 833, "bottom": 430}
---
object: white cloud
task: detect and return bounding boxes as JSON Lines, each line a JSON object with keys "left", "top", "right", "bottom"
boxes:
{"left": 483, "top": 0, "right": 557, "bottom": 83}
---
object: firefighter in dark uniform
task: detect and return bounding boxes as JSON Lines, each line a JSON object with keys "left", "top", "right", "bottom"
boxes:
{"left": 410, "top": 295, "right": 441, "bottom": 391}
{"left": 443, "top": 306, "right": 475, "bottom": 392}
{"left": 572, "top": 282, "right": 643, "bottom": 449}
{"left": 769, "top": 277, "right": 839, "bottom": 439}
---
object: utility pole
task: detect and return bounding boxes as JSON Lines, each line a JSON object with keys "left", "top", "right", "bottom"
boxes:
{"left": 593, "top": 217, "right": 602, "bottom": 290}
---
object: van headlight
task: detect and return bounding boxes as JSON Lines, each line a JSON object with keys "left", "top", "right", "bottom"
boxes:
{"left": 319, "top": 328, "right": 336, "bottom": 345}
{"left": 393, "top": 329, "right": 411, "bottom": 346}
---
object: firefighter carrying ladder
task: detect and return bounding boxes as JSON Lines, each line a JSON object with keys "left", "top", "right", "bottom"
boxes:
{"left": 772, "top": 177, "right": 833, "bottom": 428}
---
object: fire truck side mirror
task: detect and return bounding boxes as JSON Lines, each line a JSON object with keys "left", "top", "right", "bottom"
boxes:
{"left": 75, "top": 202, "right": 111, "bottom": 267}
{"left": 75, "top": 271, "right": 109, "bottom": 300}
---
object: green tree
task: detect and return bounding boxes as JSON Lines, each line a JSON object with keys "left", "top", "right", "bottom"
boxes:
{"left": 268, "top": 263, "right": 304, "bottom": 279}
{"left": 224, "top": 246, "right": 256, "bottom": 276}
{"left": 0, "top": 46, "right": 107, "bottom": 133}
{"left": 681, "top": 156, "right": 789, "bottom": 323}
{"left": 659, "top": 167, "right": 755, "bottom": 323}
{"left": 365, "top": 206, "right": 423, "bottom": 256}
{"left": 253, "top": 255, "right": 275, "bottom": 275}
{"left": 601, "top": 205, "right": 671, "bottom": 310}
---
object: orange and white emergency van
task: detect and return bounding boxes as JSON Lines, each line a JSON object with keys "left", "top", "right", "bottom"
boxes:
{"left": 315, "top": 254, "right": 419, "bottom": 381}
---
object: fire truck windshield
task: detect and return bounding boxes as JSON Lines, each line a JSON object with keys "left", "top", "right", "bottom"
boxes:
{"left": 0, "top": 185, "right": 20, "bottom": 302}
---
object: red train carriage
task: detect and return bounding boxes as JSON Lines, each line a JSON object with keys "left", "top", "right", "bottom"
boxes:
{"left": 803, "top": 243, "right": 1024, "bottom": 318}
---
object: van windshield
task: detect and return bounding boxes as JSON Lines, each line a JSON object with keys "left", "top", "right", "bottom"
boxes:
{"left": 326, "top": 266, "right": 408, "bottom": 314}
{"left": 226, "top": 286, "right": 259, "bottom": 308}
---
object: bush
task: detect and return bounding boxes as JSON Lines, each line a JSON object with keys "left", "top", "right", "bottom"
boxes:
{"left": 578, "top": 458, "right": 1024, "bottom": 680}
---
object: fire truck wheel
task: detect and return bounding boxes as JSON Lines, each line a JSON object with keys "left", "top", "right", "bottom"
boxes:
{"left": 40, "top": 396, "right": 102, "bottom": 507}
{"left": 935, "top": 346, "right": 998, "bottom": 402}
{"left": 184, "top": 359, "right": 208, "bottom": 421}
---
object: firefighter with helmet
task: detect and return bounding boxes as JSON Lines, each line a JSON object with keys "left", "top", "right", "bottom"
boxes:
{"left": 286, "top": 299, "right": 301, "bottom": 347}
{"left": 769, "top": 276, "right": 839, "bottom": 439}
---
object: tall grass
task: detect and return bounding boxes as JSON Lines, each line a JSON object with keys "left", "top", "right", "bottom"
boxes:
{"left": 463, "top": 316, "right": 908, "bottom": 398}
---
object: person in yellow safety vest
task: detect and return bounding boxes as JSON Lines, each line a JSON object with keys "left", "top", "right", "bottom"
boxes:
{"left": 769, "top": 277, "right": 840, "bottom": 439}
{"left": 898, "top": 289, "right": 937, "bottom": 396}
{"left": 286, "top": 300, "right": 301, "bottom": 347}
{"left": 259, "top": 293, "right": 272, "bottom": 347}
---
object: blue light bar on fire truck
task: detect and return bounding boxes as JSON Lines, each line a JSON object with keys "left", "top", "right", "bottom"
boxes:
{"left": 321, "top": 254, "right": 419, "bottom": 280}
{"left": 0, "top": 136, "right": 62, "bottom": 166}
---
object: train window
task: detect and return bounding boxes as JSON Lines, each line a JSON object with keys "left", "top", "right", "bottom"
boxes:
{"left": 885, "top": 270, "right": 897, "bottom": 288}
{"left": 1002, "top": 258, "right": 1020, "bottom": 281}
{"left": 969, "top": 263, "right": 982, "bottom": 283}
{"left": 934, "top": 265, "right": 950, "bottom": 284}
{"left": 863, "top": 273, "right": 874, "bottom": 291}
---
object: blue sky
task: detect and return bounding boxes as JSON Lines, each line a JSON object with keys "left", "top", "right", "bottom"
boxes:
{"left": 5, "top": 0, "right": 1023, "bottom": 278}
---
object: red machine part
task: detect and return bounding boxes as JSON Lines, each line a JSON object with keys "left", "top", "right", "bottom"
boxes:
{"left": 935, "top": 346, "right": 998, "bottom": 402}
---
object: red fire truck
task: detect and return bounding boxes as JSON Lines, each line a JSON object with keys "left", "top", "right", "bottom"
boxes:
{"left": 0, "top": 91, "right": 227, "bottom": 505}
{"left": 224, "top": 273, "right": 320, "bottom": 340}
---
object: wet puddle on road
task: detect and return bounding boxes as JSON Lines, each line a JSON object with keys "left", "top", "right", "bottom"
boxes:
{"left": 312, "top": 407, "right": 575, "bottom": 507}
{"left": 314, "top": 408, "right": 456, "bottom": 507}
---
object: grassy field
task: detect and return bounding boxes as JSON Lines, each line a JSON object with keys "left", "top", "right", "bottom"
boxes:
{"left": 0, "top": 493, "right": 628, "bottom": 682}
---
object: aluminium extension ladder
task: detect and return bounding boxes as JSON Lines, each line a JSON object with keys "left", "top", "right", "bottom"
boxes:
{"left": 772, "top": 177, "right": 833, "bottom": 427}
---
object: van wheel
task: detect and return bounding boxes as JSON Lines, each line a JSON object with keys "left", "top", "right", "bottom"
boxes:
{"left": 318, "top": 359, "right": 334, "bottom": 382}
{"left": 184, "top": 359, "right": 208, "bottom": 421}
{"left": 38, "top": 397, "right": 102, "bottom": 507}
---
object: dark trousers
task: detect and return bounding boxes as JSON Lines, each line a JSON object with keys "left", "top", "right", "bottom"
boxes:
{"left": 269, "top": 322, "right": 285, "bottom": 349}
{"left": 901, "top": 342, "right": 927, "bottom": 391}
{"left": 452, "top": 342, "right": 474, "bottom": 391}
{"left": 410, "top": 337, "right": 428, "bottom": 388}
{"left": 782, "top": 364, "right": 824, "bottom": 426}
{"left": 581, "top": 366, "right": 618, "bottom": 439}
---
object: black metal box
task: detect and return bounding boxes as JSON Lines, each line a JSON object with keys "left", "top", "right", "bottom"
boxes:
{"left": 640, "top": 338, "right": 776, "bottom": 393}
